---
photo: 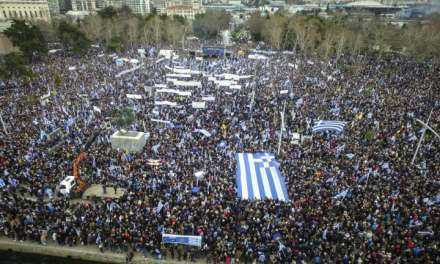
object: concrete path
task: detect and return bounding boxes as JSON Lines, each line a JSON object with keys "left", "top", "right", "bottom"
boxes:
{"left": 0, "top": 237, "right": 199, "bottom": 264}
{"left": 82, "top": 184, "right": 126, "bottom": 200}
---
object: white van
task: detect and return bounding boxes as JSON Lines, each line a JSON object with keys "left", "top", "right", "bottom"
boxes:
{"left": 59, "top": 176, "right": 76, "bottom": 196}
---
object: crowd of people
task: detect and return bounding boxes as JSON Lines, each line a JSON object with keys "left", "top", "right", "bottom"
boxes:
{"left": 0, "top": 45, "right": 439, "bottom": 263}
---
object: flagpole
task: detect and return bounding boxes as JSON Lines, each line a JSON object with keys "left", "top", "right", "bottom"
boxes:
{"left": 0, "top": 112, "right": 8, "bottom": 135}
{"left": 250, "top": 88, "right": 255, "bottom": 113}
{"left": 411, "top": 109, "right": 433, "bottom": 165}
{"left": 415, "top": 117, "right": 440, "bottom": 141}
{"left": 277, "top": 101, "right": 286, "bottom": 155}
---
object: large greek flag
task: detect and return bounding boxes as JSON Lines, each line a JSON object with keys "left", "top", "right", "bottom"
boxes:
{"left": 236, "top": 153, "right": 289, "bottom": 201}
{"left": 312, "top": 120, "right": 346, "bottom": 133}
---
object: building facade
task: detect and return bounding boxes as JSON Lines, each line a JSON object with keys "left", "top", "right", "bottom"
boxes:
{"left": 161, "top": 0, "right": 204, "bottom": 19}
{"left": 0, "top": 0, "right": 51, "bottom": 22}
{"left": 151, "top": 0, "right": 166, "bottom": 13}
{"left": 123, "top": 0, "right": 150, "bottom": 15}
{"left": 103, "top": 0, "right": 123, "bottom": 9}
{"left": 70, "top": 0, "right": 97, "bottom": 11}
{"left": 47, "top": 0, "right": 60, "bottom": 14}
{"left": 58, "top": 0, "right": 72, "bottom": 13}
{"left": 164, "top": 4, "right": 204, "bottom": 19}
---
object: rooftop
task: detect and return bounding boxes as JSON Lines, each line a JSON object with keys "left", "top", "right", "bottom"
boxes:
{"left": 344, "top": 1, "right": 394, "bottom": 8}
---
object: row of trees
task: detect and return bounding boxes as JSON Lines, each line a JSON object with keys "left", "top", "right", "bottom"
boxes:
{"left": 1, "top": 19, "right": 90, "bottom": 79}
{"left": 241, "top": 12, "right": 440, "bottom": 60}
{"left": 80, "top": 7, "right": 191, "bottom": 49}
{"left": 2, "top": 8, "right": 440, "bottom": 79}
{"left": 0, "top": 7, "right": 230, "bottom": 79}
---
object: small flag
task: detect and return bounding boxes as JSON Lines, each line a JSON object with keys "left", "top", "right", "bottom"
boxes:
{"left": 64, "top": 117, "right": 76, "bottom": 130}
{"left": 333, "top": 189, "right": 350, "bottom": 199}
{"left": 93, "top": 106, "right": 101, "bottom": 113}
{"left": 8, "top": 178, "right": 18, "bottom": 187}
{"left": 194, "top": 171, "right": 205, "bottom": 178}
{"left": 194, "top": 129, "right": 212, "bottom": 137}
{"left": 147, "top": 159, "right": 161, "bottom": 166}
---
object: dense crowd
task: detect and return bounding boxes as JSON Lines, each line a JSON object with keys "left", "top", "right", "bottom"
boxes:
{"left": 0, "top": 46, "right": 439, "bottom": 263}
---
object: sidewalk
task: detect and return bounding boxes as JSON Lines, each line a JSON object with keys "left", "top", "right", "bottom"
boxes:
{"left": 0, "top": 237, "right": 198, "bottom": 264}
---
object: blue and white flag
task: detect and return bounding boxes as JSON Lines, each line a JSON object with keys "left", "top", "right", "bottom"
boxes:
{"left": 194, "top": 129, "right": 212, "bottom": 137}
{"left": 155, "top": 201, "right": 164, "bottom": 214}
{"left": 64, "top": 117, "right": 76, "bottom": 131}
{"left": 236, "top": 153, "right": 289, "bottom": 201}
{"left": 162, "top": 234, "right": 202, "bottom": 247}
{"left": 312, "top": 120, "right": 346, "bottom": 133}
{"left": 9, "top": 178, "right": 18, "bottom": 187}
{"left": 333, "top": 189, "right": 350, "bottom": 199}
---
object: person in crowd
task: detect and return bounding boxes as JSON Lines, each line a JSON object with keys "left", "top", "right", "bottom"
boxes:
{"left": 0, "top": 46, "right": 438, "bottom": 263}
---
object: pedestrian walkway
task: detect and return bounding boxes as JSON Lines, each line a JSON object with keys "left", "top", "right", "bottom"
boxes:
{"left": 82, "top": 184, "right": 126, "bottom": 199}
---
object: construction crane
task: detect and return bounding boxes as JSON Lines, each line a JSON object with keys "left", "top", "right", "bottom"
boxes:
{"left": 71, "top": 130, "right": 101, "bottom": 196}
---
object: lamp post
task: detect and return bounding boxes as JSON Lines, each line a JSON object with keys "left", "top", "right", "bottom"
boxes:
{"left": 0, "top": 112, "right": 8, "bottom": 135}
{"left": 277, "top": 101, "right": 286, "bottom": 155}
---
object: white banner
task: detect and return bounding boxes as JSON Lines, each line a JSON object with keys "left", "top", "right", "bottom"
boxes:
{"left": 192, "top": 101, "right": 206, "bottom": 109}
{"left": 201, "top": 96, "right": 215, "bottom": 102}
{"left": 126, "top": 94, "right": 142, "bottom": 99}
{"left": 172, "top": 80, "right": 202, "bottom": 88}
{"left": 155, "top": 101, "right": 178, "bottom": 107}
{"left": 194, "top": 129, "right": 211, "bottom": 137}
{"left": 156, "top": 88, "right": 191, "bottom": 97}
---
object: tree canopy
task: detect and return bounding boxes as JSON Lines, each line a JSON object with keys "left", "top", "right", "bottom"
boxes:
{"left": 193, "top": 11, "right": 231, "bottom": 40}
{"left": 112, "top": 107, "right": 135, "bottom": 130}
{"left": 4, "top": 20, "right": 47, "bottom": 61}
{"left": 58, "top": 21, "right": 91, "bottom": 54}
{"left": 0, "top": 52, "right": 33, "bottom": 79}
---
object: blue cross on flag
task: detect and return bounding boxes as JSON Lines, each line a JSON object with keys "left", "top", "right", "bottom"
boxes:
{"left": 236, "top": 152, "right": 289, "bottom": 201}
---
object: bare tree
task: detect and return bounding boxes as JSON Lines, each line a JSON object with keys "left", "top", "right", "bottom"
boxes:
{"left": 262, "top": 15, "right": 286, "bottom": 50}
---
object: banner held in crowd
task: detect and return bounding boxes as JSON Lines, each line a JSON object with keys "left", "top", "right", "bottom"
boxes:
{"left": 126, "top": 94, "right": 143, "bottom": 99}
{"left": 194, "top": 129, "right": 211, "bottom": 137}
{"left": 192, "top": 102, "right": 206, "bottom": 109}
{"left": 162, "top": 234, "right": 202, "bottom": 247}
{"left": 202, "top": 96, "right": 215, "bottom": 102}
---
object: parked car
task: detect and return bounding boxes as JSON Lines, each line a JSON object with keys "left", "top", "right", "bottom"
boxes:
{"left": 59, "top": 176, "right": 76, "bottom": 196}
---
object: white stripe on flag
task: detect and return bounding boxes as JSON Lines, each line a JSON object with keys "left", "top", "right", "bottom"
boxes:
{"left": 270, "top": 166, "right": 286, "bottom": 201}
{"left": 247, "top": 153, "right": 261, "bottom": 199}
{"left": 238, "top": 153, "right": 249, "bottom": 199}
{"left": 260, "top": 167, "right": 272, "bottom": 199}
